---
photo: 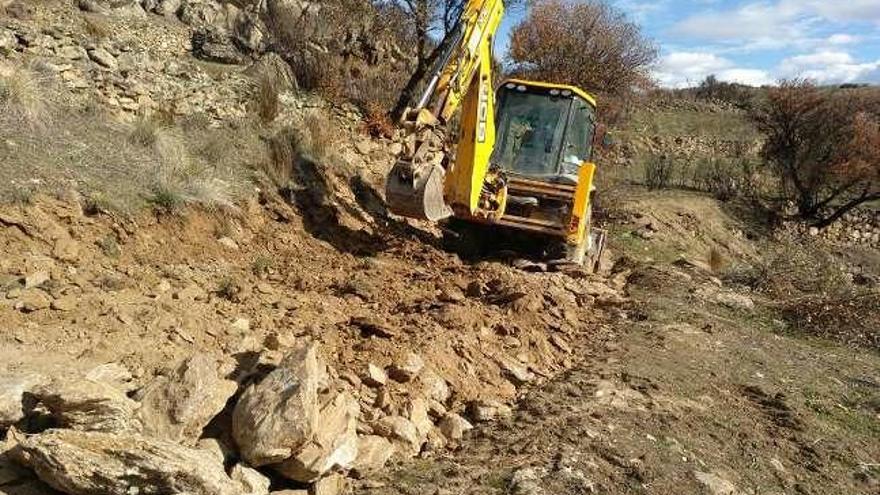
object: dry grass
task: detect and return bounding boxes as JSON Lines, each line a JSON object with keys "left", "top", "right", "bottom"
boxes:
{"left": 362, "top": 102, "right": 394, "bottom": 139}
{"left": 264, "top": 127, "right": 297, "bottom": 187}
{"left": 0, "top": 63, "right": 51, "bottom": 130}
{"left": 129, "top": 113, "right": 169, "bottom": 147}
{"left": 83, "top": 16, "right": 110, "bottom": 42}
{"left": 149, "top": 132, "right": 237, "bottom": 211}
{"left": 303, "top": 110, "right": 331, "bottom": 160}
{"left": 708, "top": 247, "right": 726, "bottom": 273}
{"left": 254, "top": 73, "right": 280, "bottom": 124}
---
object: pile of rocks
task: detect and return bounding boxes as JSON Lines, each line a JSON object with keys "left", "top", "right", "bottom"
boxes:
{"left": 1, "top": 0, "right": 411, "bottom": 122}
{"left": 0, "top": 340, "right": 481, "bottom": 494}
{"left": 793, "top": 208, "right": 880, "bottom": 248}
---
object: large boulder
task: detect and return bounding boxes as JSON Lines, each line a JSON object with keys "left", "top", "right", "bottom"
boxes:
{"left": 232, "top": 342, "right": 323, "bottom": 467}
{"left": 0, "top": 373, "right": 47, "bottom": 429}
{"left": 138, "top": 353, "right": 238, "bottom": 445}
{"left": 275, "top": 391, "right": 359, "bottom": 482}
{"left": 32, "top": 377, "right": 141, "bottom": 434}
{"left": 9, "top": 429, "right": 254, "bottom": 495}
{"left": 232, "top": 342, "right": 358, "bottom": 482}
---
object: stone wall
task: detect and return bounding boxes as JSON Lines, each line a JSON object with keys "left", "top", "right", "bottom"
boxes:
{"left": 793, "top": 208, "right": 880, "bottom": 248}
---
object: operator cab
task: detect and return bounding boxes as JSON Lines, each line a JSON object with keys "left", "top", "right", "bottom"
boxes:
{"left": 492, "top": 79, "right": 597, "bottom": 185}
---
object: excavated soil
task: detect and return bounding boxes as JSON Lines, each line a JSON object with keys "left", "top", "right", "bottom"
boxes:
{"left": 363, "top": 241, "right": 880, "bottom": 495}
{"left": 0, "top": 184, "right": 622, "bottom": 416}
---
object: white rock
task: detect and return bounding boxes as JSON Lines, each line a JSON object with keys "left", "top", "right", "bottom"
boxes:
{"left": 12, "top": 429, "right": 246, "bottom": 495}
{"left": 363, "top": 363, "right": 387, "bottom": 387}
{"left": 231, "top": 463, "right": 271, "bottom": 495}
{"left": 693, "top": 471, "right": 737, "bottom": 495}
{"left": 275, "top": 391, "right": 360, "bottom": 482}
{"left": 0, "top": 373, "right": 48, "bottom": 428}
{"left": 312, "top": 473, "right": 346, "bottom": 495}
{"left": 387, "top": 353, "right": 424, "bottom": 383}
{"left": 353, "top": 435, "right": 394, "bottom": 473}
{"left": 233, "top": 343, "right": 323, "bottom": 467}
{"left": 23, "top": 271, "right": 49, "bottom": 289}
{"left": 373, "top": 415, "right": 422, "bottom": 456}
{"left": 88, "top": 48, "right": 118, "bottom": 70}
{"left": 138, "top": 353, "right": 238, "bottom": 445}
{"left": 33, "top": 377, "right": 141, "bottom": 433}
{"left": 438, "top": 412, "right": 473, "bottom": 441}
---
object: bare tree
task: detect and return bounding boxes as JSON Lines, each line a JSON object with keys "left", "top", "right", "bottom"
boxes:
{"left": 507, "top": 0, "right": 657, "bottom": 98}
{"left": 751, "top": 80, "right": 880, "bottom": 228}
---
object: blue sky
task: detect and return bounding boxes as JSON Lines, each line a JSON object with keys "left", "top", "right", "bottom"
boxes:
{"left": 495, "top": 0, "right": 880, "bottom": 88}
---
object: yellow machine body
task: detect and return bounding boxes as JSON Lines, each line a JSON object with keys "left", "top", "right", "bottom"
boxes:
{"left": 384, "top": 0, "right": 605, "bottom": 265}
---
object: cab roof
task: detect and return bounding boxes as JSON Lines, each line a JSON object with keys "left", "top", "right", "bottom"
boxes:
{"left": 500, "top": 78, "right": 597, "bottom": 108}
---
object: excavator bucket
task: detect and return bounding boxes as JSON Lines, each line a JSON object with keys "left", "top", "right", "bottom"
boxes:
{"left": 385, "top": 159, "right": 453, "bottom": 221}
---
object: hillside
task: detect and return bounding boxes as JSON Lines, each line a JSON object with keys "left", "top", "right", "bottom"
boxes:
{"left": 1, "top": 1, "right": 879, "bottom": 495}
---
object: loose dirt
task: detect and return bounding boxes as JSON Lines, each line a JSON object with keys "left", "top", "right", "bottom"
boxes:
{"left": 357, "top": 191, "right": 880, "bottom": 495}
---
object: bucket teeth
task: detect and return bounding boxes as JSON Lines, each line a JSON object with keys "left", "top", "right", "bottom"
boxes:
{"left": 386, "top": 160, "right": 453, "bottom": 222}
{"left": 385, "top": 124, "right": 452, "bottom": 222}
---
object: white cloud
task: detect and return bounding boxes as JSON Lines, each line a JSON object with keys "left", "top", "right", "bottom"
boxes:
{"left": 778, "top": 50, "right": 880, "bottom": 84}
{"left": 826, "top": 34, "right": 859, "bottom": 45}
{"left": 806, "top": 0, "right": 880, "bottom": 23}
{"left": 715, "top": 68, "right": 774, "bottom": 86}
{"left": 670, "top": 0, "right": 879, "bottom": 51}
{"left": 653, "top": 51, "right": 772, "bottom": 88}
{"left": 672, "top": 1, "right": 810, "bottom": 46}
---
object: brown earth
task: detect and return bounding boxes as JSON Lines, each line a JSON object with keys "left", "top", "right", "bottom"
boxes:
{"left": 0, "top": 184, "right": 621, "bottom": 418}
{"left": 360, "top": 191, "right": 880, "bottom": 495}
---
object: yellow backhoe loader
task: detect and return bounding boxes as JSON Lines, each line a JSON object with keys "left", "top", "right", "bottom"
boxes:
{"left": 386, "top": 0, "right": 606, "bottom": 267}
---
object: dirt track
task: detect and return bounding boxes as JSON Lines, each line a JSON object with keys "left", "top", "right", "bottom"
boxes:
{"left": 362, "top": 259, "right": 880, "bottom": 495}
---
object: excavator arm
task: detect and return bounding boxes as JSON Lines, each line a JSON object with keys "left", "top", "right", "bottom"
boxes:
{"left": 385, "top": 0, "right": 504, "bottom": 221}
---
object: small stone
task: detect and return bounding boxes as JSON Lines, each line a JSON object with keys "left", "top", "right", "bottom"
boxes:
{"left": 363, "top": 363, "right": 387, "bottom": 387}
{"left": 51, "top": 296, "right": 77, "bottom": 311}
{"left": 88, "top": 47, "right": 118, "bottom": 70}
{"left": 15, "top": 289, "right": 51, "bottom": 312}
{"left": 217, "top": 236, "right": 239, "bottom": 250}
{"left": 715, "top": 292, "right": 755, "bottom": 311}
{"left": 509, "top": 467, "right": 545, "bottom": 495}
{"left": 231, "top": 318, "right": 251, "bottom": 332}
{"left": 56, "top": 45, "right": 87, "bottom": 60}
{"left": 693, "top": 471, "right": 737, "bottom": 495}
{"left": 353, "top": 435, "right": 394, "bottom": 473}
{"left": 264, "top": 331, "right": 295, "bottom": 350}
{"left": 355, "top": 140, "right": 375, "bottom": 155}
{"left": 23, "top": 271, "right": 49, "bottom": 289}
{"left": 312, "top": 473, "right": 346, "bottom": 495}
{"left": 387, "top": 353, "right": 424, "bottom": 383}
{"left": 438, "top": 412, "right": 473, "bottom": 441}
{"left": 231, "top": 463, "right": 271, "bottom": 495}
{"left": 467, "top": 399, "right": 512, "bottom": 422}
{"left": 350, "top": 316, "right": 397, "bottom": 338}
{"left": 406, "top": 398, "right": 433, "bottom": 438}
{"left": 373, "top": 415, "right": 421, "bottom": 456}
{"left": 156, "top": 279, "right": 172, "bottom": 293}
{"left": 498, "top": 356, "right": 535, "bottom": 385}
